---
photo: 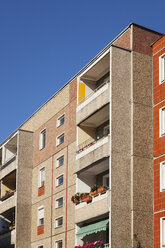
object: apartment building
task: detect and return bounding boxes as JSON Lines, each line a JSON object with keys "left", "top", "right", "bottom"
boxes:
{"left": 0, "top": 23, "right": 163, "bottom": 248}
{"left": 152, "top": 35, "right": 165, "bottom": 248}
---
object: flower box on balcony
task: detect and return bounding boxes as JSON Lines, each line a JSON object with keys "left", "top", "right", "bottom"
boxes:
{"left": 83, "top": 196, "right": 92, "bottom": 203}
{"left": 0, "top": 191, "right": 14, "bottom": 201}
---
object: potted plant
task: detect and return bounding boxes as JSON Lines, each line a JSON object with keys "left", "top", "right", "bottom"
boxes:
{"left": 90, "top": 184, "right": 98, "bottom": 196}
{"left": 97, "top": 185, "right": 109, "bottom": 193}
{"left": 71, "top": 193, "right": 81, "bottom": 204}
{"left": 82, "top": 193, "right": 92, "bottom": 203}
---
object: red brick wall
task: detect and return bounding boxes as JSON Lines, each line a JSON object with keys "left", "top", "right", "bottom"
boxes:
{"left": 113, "top": 28, "right": 130, "bottom": 50}
{"left": 153, "top": 35, "right": 165, "bottom": 248}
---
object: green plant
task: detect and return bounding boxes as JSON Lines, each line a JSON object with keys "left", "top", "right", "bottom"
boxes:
{"left": 90, "top": 184, "right": 98, "bottom": 192}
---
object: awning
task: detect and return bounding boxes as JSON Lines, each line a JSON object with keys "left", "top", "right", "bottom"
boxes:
{"left": 77, "top": 219, "right": 109, "bottom": 238}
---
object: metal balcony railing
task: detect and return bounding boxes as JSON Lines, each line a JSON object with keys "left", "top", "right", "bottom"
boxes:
{"left": 0, "top": 156, "right": 16, "bottom": 171}
{"left": 76, "top": 133, "right": 109, "bottom": 154}
{"left": 78, "top": 80, "right": 109, "bottom": 106}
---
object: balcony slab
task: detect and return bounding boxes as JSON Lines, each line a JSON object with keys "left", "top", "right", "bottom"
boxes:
{"left": 0, "top": 194, "right": 16, "bottom": 215}
{"left": 77, "top": 83, "right": 110, "bottom": 125}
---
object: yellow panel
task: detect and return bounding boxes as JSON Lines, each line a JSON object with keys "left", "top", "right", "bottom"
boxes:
{"left": 78, "top": 82, "right": 85, "bottom": 104}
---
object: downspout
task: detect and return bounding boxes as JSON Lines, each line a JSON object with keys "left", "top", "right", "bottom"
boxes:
{"left": 51, "top": 156, "right": 54, "bottom": 248}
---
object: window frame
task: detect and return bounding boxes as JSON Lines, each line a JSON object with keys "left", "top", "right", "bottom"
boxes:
{"left": 39, "top": 129, "right": 46, "bottom": 150}
{"left": 56, "top": 174, "right": 64, "bottom": 187}
{"left": 55, "top": 197, "right": 63, "bottom": 208}
{"left": 38, "top": 167, "right": 45, "bottom": 188}
{"left": 55, "top": 216, "right": 63, "bottom": 228}
{"left": 56, "top": 155, "right": 64, "bottom": 168}
{"left": 159, "top": 107, "right": 165, "bottom": 137}
{"left": 160, "top": 161, "right": 165, "bottom": 192}
{"left": 160, "top": 217, "right": 165, "bottom": 247}
{"left": 57, "top": 114, "right": 65, "bottom": 127}
{"left": 38, "top": 206, "right": 44, "bottom": 227}
{"left": 159, "top": 53, "right": 165, "bottom": 84}
{"left": 56, "top": 133, "right": 65, "bottom": 146}
{"left": 55, "top": 240, "right": 63, "bottom": 248}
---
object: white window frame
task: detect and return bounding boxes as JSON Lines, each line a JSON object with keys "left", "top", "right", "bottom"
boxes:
{"left": 56, "top": 174, "right": 64, "bottom": 187}
{"left": 55, "top": 216, "right": 63, "bottom": 228}
{"left": 56, "top": 133, "right": 65, "bottom": 146}
{"left": 56, "top": 155, "right": 64, "bottom": 168}
{"left": 38, "top": 167, "right": 45, "bottom": 188}
{"left": 55, "top": 240, "right": 63, "bottom": 248}
{"left": 160, "top": 161, "right": 165, "bottom": 192}
{"left": 38, "top": 206, "right": 44, "bottom": 226}
{"left": 39, "top": 129, "right": 46, "bottom": 150}
{"left": 57, "top": 114, "right": 65, "bottom": 127}
{"left": 55, "top": 197, "right": 63, "bottom": 208}
{"left": 160, "top": 217, "right": 165, "bottom": 247}
{"left": 159, "top": 107, "right": 165, "bottom": 137}
{"left": 159, "top": 53, "right": 165, "bottom": 84}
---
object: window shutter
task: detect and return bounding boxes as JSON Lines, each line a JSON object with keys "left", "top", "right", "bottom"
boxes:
{"left": 38, "top": 207, "right": 44, "bottom": 220}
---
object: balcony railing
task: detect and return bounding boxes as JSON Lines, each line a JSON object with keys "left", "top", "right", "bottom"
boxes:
{"left": 0, "top": 156, "right": 16, "bottom": 171}
{"left": 0, "top": 191, "right": 15, "bottom": 202}
{"left": 78, "top": 80, "right": 109, "bottom": 106}
{"left": 76, "top": 133, "right": 109, "bottom": 154}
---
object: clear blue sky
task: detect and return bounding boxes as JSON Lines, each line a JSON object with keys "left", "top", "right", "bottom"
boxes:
{"left": 0, "top": 0, "right": 164, "bottom": 143}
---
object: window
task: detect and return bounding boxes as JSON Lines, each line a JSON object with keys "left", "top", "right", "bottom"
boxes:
{"left": 160, "top": 107, "right": 165, "bottom": 136}
{"left": 57, "top": 133, "right": 64, "bottom": 146}
{"left": 159, "top": 54, "right": 165, "bottom": 84}
{"left": 56, "top": 156, "right": 64, "bottom": 168}
{"left": 103, "top": 174, "right": 109, "bottom": 187}
{"left": 160, "top": 218, "right": 165, "bottom": 247}
{"left": 160, "top": 162, "right": 165, "bottom": 191}
{"left": 39, "top": 129, "right": 46, "bottom": 150}
{"left": 38, "top": 246, "right": 44, "bottom": 248}
{"left": 57, "top": 114, "right": 65, "bottom": 127}
{"left": 55, "top": 240, "right": 63, "bottom": 248}
{"left": 38, "top": 167, "right": 45, "bottom": 188}
{"left": 55, "top": 217, "right": 63, "bottom": 228}
{"left": 56, "top": 175, "right": 64, "bottom": 187}
{"left": 56, "top": 197, "right": 63, "bottom": 208}
{"left": 38, "top": 206, "right": 44, "bottom": 226}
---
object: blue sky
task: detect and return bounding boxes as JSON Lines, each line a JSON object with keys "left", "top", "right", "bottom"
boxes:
{"left": 0, "top": 0, "right": 164, "bottom": 143}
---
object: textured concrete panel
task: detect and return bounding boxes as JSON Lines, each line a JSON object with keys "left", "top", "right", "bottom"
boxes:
{"left": 111, "top": 46, "right": 131, "bottom": 248}
{"left": 133, "top": 52, "right": 153, "bottom": 106}
{"left": 133, "top": 103, "right": 152, "bottom": 158}
{"left": 0, "top": 158, "right": 16, "bottom": 180}
{"left": 75, "top": 193, "right": 109, "bottom": 223}
{"left": 75, "top": 139, "right": 110, "bottom": 173}
{"left": 0, "top": 194, "right": 16, "bottom": 214}
{"left": 16, "top": 130, "right": 33, "bottom": 248}
{"left": 76, "top": 83, "right": 110, "bottom": 125}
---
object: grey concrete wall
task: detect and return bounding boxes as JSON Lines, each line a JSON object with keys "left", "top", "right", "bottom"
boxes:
{"left": 111, "top": 46, "right": 132, "bottom": 248}
{"left": 16, "top": 130, "right": 33, "bottom": 248}
{"left": 132, "top": 51, "right": 153, "bottom": 248}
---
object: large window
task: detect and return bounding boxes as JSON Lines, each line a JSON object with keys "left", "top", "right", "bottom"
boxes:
{"left": 39, "top": 129, "right": 46, "bottom": 150}
{"left": 159, "top": 54, "right": 165, "bottom": 84}
{"left": 38, "top": 206, "right": 44, "bottom": 226}
{"left": 161, "top": 218, "right": 165, "bottom": 247}
{"left": 38, "top": 167, "right": 45, "bottom": 188}
{"left": 160, "top": 107, "right": 165, "bottom": 136}
{"left": 160, "top": 162, "right": 165, "bottom": 191}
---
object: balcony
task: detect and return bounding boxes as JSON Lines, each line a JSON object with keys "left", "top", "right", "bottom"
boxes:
{"left": 0, "top": 156, "right": 16, "bottom": 180}
{"left": 76, "top": 134, "right": 110, "bottom": 173}
{"left": 75, "top": 190, "right": 109, "bottom": 223}
{"left": 0, "top": 192, "right": 16, "bottom": 215}
{"left": 77, "top": 81, "right": 110, "bottom": 125}
{"left": 0, "top": 228, "right": 15, "bottom": 246}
